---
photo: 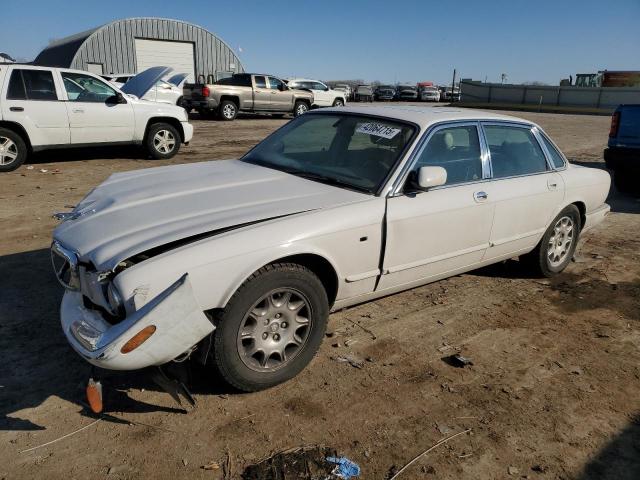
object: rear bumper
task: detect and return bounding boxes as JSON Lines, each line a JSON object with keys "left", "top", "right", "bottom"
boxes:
{"left": 604, "top": 147, "right": 640, "bottom": 170}
{"left": 185, "top": 99, "right": 219, "bottom": 111}
{"left": 583, "top": 203, "right": 610, "bottom": 233}
{"left": 181, "top": 121, "right": 194, "bottom": 143}
{"left": 60, "top": 274, "right": 214, "bottom": 371}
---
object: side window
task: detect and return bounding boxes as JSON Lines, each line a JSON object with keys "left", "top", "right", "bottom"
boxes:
{"left": 7, "top": 71, "right": 26, "bottom": 99}
{"left": 413, "top": 125, "right": 483, "bottom": 186}
{"left": 539, "top": 133, "right": 566, "bottom": 169}
{"left": 254, "top": 76, "right": 267, "bottom": 88}
{"left": 61, "top": 72, "right": 117, "bottom": 102}
{"left": 311, "top": 82, "right": 326, "bottom": 91}
{"left": 267, "top": 77, "right": 283, "bottom": 90}
{"left": 484, "top": 125, "right": 548, "bottom": 178}
{"left": 7, "top": 69, "right": 57, "bottom": 100}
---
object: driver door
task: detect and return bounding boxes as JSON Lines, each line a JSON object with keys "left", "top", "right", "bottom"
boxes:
{"left": 60, "top": 71, "right": 134, "bottom": 144}
{"left": 378, "top": 123, "right": 495, "bottom": 291}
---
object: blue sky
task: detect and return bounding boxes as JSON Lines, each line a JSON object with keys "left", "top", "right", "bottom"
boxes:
{"left": 2, "top": 0, "right": 639, "bottom": 85}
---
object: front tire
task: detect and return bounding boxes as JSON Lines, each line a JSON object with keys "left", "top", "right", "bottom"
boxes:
{"left": 522, "top": 205, "right": 581, "bottom": 277}
{"left": 332, "top": 98, "right": 345, "bottom": 107}
{"left": 144, "top": 123, "right": 181, "bottom": 160}
{"left": 213, "top": 263, "right": 329, "bottom": 392}
{"left": 0, "top": 128, "right": 27, "bottom": 172}
{"left": 293, "top": 100, "right": 309, "bottom": 117}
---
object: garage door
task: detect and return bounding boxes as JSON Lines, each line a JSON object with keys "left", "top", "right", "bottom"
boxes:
{"left": 134, "top": 39, "right": 195, "bottom": 82}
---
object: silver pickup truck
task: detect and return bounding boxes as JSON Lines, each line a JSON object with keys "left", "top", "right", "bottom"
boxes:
{"left": 183, "top": 73, "right": 314, "bottom": 121}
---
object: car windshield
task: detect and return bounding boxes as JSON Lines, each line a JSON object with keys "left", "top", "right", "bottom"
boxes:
{"left": 241, "top": 113, "right": 416, "bottom": 194}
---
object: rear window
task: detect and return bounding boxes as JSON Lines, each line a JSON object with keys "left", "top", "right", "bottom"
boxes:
{"left": 215, "top": 74, "right": 252, "bottom": 86}
{"left": 484, "top": 125, "right": 548, "bottom": 178}
{"left": 539, "top": 134, "right": 566, "bottom": 169}
{"left": 7, "top": 69, "right": 57, "bottom": 101}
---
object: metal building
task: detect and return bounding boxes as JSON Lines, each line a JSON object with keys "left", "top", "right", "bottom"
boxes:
{"left": 33, "top": 17, "right": 244, "bottom": 81}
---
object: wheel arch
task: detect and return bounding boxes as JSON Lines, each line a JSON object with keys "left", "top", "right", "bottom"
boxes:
{"left": 145, "top": 117, "right": 185, "bottom": 142}
{"left": 571, "top": 201, "right": 586, "bottom": 230}
{"left": 219, "top": 95, "right": 240, "bottom": 108}
{"left": 217, "top": 251, "right": 340, "bottom": 311}
{"left": 0, "top": 121, "right": 32, "bottom": 152}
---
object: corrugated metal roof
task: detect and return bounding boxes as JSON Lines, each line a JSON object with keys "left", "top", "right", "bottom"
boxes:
{"left": 33, "top": 17, "right": 244, "bottom": 76}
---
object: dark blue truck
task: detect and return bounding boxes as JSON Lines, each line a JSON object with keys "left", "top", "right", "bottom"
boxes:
{"left": 604, "top": 104, "right": 640, "bottom": 193}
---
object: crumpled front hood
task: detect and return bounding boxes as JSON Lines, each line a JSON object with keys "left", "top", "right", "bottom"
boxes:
{"left": 53, "top": 160, "right": 367, "bottom": 271}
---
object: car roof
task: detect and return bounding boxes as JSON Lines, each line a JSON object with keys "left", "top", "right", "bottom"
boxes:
{"left": 309, "top": 105, "right": 534, "bottom": 129}
{"left": 287, "top": 78, "right": 324, "bottom": 83}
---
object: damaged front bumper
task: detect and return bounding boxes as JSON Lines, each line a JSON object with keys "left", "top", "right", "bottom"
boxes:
{"left": 61, "top": 274, "right": 215, "bottom": 370}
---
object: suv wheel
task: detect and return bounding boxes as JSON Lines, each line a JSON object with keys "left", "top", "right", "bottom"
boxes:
{"left": 522, "top": 205, "right": 581, "bottom": 277}
{"left": 332, "top": 98, "right": 345, "bottom": 107}
{"left": 219, "top": 100, "right": 238, "bottom": 121}
{"left": 213, "top": 263, "right": 329, "bottom": 392}
{"left": 293, "top": 101, "right": 309, "bottom": 117}
{"left": 145, "top": 123, "right": 181, "bottom": 160}
{"left": 0, "top": 128, "right": 27, "bottom": 172}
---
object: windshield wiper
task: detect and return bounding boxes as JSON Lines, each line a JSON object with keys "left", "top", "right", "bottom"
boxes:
{"left": 282, "top": 168, "right": 372, "bottom": 194}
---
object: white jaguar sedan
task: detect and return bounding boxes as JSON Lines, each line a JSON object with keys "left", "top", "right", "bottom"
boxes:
{"left": 51, "top": 106, "right": 610, "bottom": 395}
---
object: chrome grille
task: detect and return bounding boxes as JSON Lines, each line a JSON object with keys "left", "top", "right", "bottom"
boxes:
{"left": 51, "top": 241, "right": 80, "bottom": 290}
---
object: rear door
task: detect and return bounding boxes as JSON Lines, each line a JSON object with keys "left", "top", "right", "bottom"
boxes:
{"left": 60, "top": 71, "right": 134, "bottom": 144}
{"left": 267, "top": 76, "right": 293, "bottom": 111}
{"left": 480, "top": 122, "right": 564, "bottom": 260}
{"left": 1, "top": 66, "right": 70, "bottom": 147}
{"left": 252, "top": 75, "right": 271, "bottom": 110}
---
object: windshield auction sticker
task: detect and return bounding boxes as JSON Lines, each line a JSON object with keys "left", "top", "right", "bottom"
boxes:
{"left": 356, "top": 123, "right": 401, "bottom": 139}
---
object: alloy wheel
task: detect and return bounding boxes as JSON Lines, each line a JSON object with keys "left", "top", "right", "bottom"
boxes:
{"left": 222, "top": 103, "right": 236, "bottom": 119}
{"left": 296, "top": 103, "right": 308, "bottom": 115}
{"left": 153, "top": 130, "right": 176, "bottom": 154}
{"left": 237, "top": 288, "right": 312, "bottom": 372}
{"left": 0, "top": 136, "right": 18, "bottom": 165}
{"left": 547, "top": 216, "right": 574, "bottom": 267}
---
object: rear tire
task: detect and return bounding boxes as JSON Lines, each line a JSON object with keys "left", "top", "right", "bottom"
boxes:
{"left": 144, "top": 122, "right": 181, "bottom": 160}
{"left": 522, "top": 205, "right": 581, "bottom": 277}
{"left": 0, "top": 128, "right": 28, "bottom": 172}
{"left": 293, "top": 100, "right": 309, "bottom": 117}
{"left": 213, "top": 263, "right": 329, "bottom": 392}
{"left": 218, "top": 100, "right": 238, "bottom": 121}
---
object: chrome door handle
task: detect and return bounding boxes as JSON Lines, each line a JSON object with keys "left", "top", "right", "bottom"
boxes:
{"left": 72, "top": 108, "right": 84, "bottom": 113}
{"left": 547, "top": 180, "right": 558, "bottom": 190}
{"left": 474, "top": 191, "right": 488, "bottom": 201}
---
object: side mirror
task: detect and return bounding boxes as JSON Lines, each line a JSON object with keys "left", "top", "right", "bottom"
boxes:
{"left": 417, "top": 166, "right": 447, "bottom": 190}
{"left": 278, "top": 83, "right": 287, "bottom": 91}
{"left": 107, "top": 92, "right": 127, "bottom": 105}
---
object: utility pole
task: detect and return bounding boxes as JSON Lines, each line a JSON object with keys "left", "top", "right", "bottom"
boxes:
{"left": 451, "top": 68, "right": 456, "bottom": 103}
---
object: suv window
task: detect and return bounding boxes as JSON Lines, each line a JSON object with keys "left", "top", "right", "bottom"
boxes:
{"left": 484, "top": 125, "right": 548, "bottom": 178}
{"left": 413, "top": 125, "right": 483, "bottom": 185}
{"left": 254, "top": 76, "right": 267, "bottom": 88}
{"left": 7, "top": 69, "right": 57, "bottom": 101}
{"left": 539, "top": 133, "right": 566, "bottom": 169}
{"left": 267, "top": 77, "right": 283, "bottom": 90}
{"left": 61, "top": 72, "right": 117, "bottom": 102}
{"left": 311, "top": 82, "right": 327, "bottom": 91}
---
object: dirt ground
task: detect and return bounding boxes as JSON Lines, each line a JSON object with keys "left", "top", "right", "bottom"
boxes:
{"left": 1, "top": 105, "right": 639, "bottom": 479}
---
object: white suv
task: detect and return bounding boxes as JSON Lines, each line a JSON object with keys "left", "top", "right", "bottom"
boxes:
{"left": 0, "top": 65, "right": 193, "bottom": 172}
{"left": 286, "top": 78, "right": 346, "bottom": 108}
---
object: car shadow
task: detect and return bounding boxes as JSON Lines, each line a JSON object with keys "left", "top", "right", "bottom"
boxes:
{"left": 0, "top": 248, "right": 235, "bottom": 431}
{"left": 26, "top": 145, "right": 145, "bottom": 166}
{"left": 577, "top": 415, "right": 640, "bottom": 480}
